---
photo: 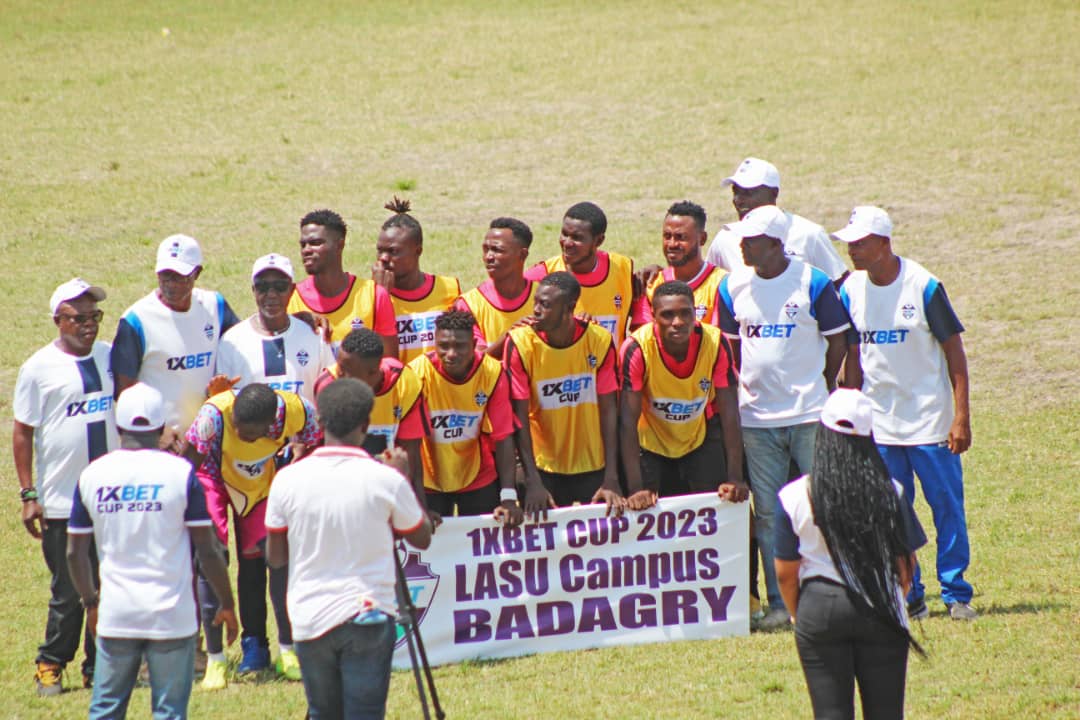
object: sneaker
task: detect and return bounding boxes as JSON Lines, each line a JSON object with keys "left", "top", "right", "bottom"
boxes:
{"left": 236, "top": 637, "right": 270, "bottom": 673}
{"left": 754, "top": 608, "right": 791, "bottom": 631}
{"left": 201, "top": 658, "right": 228, "bottom": 691}
{"left": 947, "top": 602, "right": 978, "bottom": 621}
{"left": 750, "top": 595, "right": 765, "bottom": 622}
{"left": 275, "top": 649, "right": 302, "bottom": 681}
{"left": 907, "top": 598, "right": 930, "bottom": 621}
{"left": 35, "top": 662, "right": 63, "bottom": 697}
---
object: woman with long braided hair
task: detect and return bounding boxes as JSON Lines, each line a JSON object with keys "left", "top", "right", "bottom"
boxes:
{"left": 774, "top": 388, "right": 927, "bottom": 720}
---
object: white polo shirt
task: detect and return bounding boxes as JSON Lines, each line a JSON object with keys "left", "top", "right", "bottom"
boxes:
{"left": 13, "top": 341, "right": 118, "bottom": 518}
{"left": 69, "top": 448, "right": 212, "bottom": 639}
{"left": 216, "top": 317, "right": 333, "bottom": 404}
{"left": 706, "top": 211, "right": 849, "bottom": 281}
{"left": 265, "top": 446, "right": 425, "bottom": 642}
{"left": 110, "top": 288, "right": 239, "bottom": 432}
{"left": 718, "top": 259, "right": 851, "bottom": 428}
{"left": 840, "top": 257, "right": 965, "bottom": 445}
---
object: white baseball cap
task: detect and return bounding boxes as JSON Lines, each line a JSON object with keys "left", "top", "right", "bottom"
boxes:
{"left": 721, "top": 157, "right": 780, "bottom": 190}
{"left": 820, "top": 388, "right": 874, "bottom": 437}
{"left": 155, "top": 234, "right": 203, "bottom": 275}
{"left": 116, "top": 382, "right": 166, "bottom": 432}
{"left": 831, "top": 206, "right": 894, "bottom": 243}
{"left": 251, "top": 253, "right": 294, "bottom": 281}
{"left": 50, "top": 278, "right": 106, "bottom": 316}
{"left": 725, "top": 205, "right": 791, "bottom": 242}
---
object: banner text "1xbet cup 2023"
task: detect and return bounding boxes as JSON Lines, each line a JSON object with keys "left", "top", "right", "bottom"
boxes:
{"left": 392, "top": 493, "right": 749, "bottom": 668}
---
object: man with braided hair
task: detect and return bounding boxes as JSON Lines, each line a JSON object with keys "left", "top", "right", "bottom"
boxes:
{"left": 506, "top": 272, "right": 624, "bottom": 520}
{"left": 373, "top": 198, "right": 461, "bottom": 364}
{"left": 620, "top": 281, "right": 747, "bottom": 508}
{"left": 455, "top": 217, "right": 539, "bottom": 359}
{"left": 408, "top": 311, "right": 522, "bottom": 526}
{"left": 313, "top": 328, "right": 427, "bottom": 507}
{"left": 286, "top": 209, "right": 398, "bottom": 358}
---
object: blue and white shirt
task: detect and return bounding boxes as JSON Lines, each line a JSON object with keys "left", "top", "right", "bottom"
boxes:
{"left": 718, "top": 259, "right": 851, "bottom": 428}
{"left": 840, "top": 257, "right": 964, "bottom": 445}
{"left": 13, "top": 341, "right": 118, "bottom": 518}
{"left": 216, "top": 317, "right": 334, "bottom": 405}
{"left": 111, "top": 288, "right": 239, "bottom": 432}
{"left": 69, "top": 448, "right": 212, "bottom": 639}
{"left": 707, "top": 211, "right": 849, "bottom": 282}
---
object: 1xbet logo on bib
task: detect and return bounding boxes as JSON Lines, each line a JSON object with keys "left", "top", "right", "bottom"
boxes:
{"left": 538, "top": 374, "right": 596, "bottom": 409}
{"left": 233, "top": 457, "right": 271, "bottom": 478}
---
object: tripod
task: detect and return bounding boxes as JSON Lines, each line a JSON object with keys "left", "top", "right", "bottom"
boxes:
{"left": 394, "top": 543, "right": 446, "bottom": 719}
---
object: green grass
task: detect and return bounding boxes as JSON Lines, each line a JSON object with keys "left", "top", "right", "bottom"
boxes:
{"left": 2, "top": 0, "right": 1079, "bottom": 717}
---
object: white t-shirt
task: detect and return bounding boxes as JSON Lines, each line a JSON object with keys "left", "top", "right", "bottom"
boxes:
{"left": 840, "top": 257, "right": 964, "bottom": 445}
{"left": 706, "top": 211, "right": 849, "bottom": 281}
{"left": 718, "top": 260, "right": 850, "bottom": 428}
{"left": 775, "top": 475, "right": 926, "bottom": 625}
{"left": 68, "top": 448, "right": 212, "bottom": 639}
{"left": 13, "top": 341, "right": 118, "bottom": 518}
{"left": 110, "top": 288, "right": 239, "bottom": 432}
{"left": 216, "top": 316, "right": 333, "bottom": 404}
{"left": 265, "top": 446, "right": 425, "bottom": 642}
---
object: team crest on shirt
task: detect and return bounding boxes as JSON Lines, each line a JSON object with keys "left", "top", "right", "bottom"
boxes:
{"left": 902, "top": 303, "right": 917, "bottom": 320}
{"left": 394, "top": 547, "right": 440, "bottom": 651}
{"left": 203, "top": 323, "right": 215, "bottom": 340}
{"left": 699, "top": 377, "right": 711, "bottom": 392}
{"left": 613, "top": 294, "right": 623, "bottom": 309}
{"left": 351, "top": 318, "right": 365, "bottom": 329}
{"left": 783, "top": 302, "right": 799, "bottom": 320}
{"left": 474, "top": 391, "right": 488, "bottom": 407}
{"left": 587, "top": 353, "right": 597, "bottom": 368}
{"left": 296, "top": 349, "right": 310, "bottom": 367}
{"left": 695, "top": 304, "right": 707, "bottom": 320}
{"left": 393, "top": 405, "right": 402, "bottom": 420}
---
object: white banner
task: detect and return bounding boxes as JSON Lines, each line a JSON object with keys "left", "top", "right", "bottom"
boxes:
{"left": 392, "top": 493, "right": 749, "bottom": 668}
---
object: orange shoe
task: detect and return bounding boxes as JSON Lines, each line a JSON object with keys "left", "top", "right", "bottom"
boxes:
{"left": 35, "top": 662, "right": 63, "bottom": 697}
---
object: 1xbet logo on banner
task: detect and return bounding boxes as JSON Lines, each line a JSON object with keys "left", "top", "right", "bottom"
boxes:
{"left": 394, "top": 548, "right": 440, "bottom": 649}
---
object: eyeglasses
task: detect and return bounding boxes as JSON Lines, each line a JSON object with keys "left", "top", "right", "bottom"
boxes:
{"left": 56, "top": 310, "right": 104, "bottom": 325}
{"left": 253, "top": 280, "right": 292, "bottom": 294}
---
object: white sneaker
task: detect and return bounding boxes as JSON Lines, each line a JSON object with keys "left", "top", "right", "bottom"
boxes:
{"left": 947, "top": 602, "right": 978, "bottom": 621}
{"left": 754, "top": 608, "right": 791, "bottom": 631}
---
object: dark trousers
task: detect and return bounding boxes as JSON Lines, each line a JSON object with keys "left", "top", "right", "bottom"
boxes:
{"left": 426, "top": 481, "right": 500, "bottom": 518}
{"left": 39, "top": 519, "right": 97, "bottom": 674}
{"left": 639, "top": 416, "right": 728, "bottom": 496}
{"left": 538, "top": 469, "right": 605, "bottom": 507}
{"left": 237, "top": 555, "right": 291, "bottom": 646}
{"left": 794, "top": 579, "right": 909, "bottom": 720}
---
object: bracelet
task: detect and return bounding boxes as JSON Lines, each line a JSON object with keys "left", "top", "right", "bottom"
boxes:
{"left": 20, "top": 487, "right": 38, "bottom": 503}
{"left": 499, "top": 488, "right": 519, "bottom": 503}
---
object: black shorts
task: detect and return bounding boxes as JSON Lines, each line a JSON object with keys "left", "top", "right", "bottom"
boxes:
{"left": 639, "top": 416, "right": 729, "bottom": 497}
{"left": 537, "top": 468, "right": 605, "bottom": 507}
{"left": 425, "top": 481, "right": 500, "bottom": 518}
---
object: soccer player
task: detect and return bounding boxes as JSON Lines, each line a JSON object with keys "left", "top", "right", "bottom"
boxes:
{"left": 632, "top": 201, "right": 726, "bottom": 328}
{"left": 14, "top": 278, "right": 117, "bottom": 695}
{"left": 620, "top": 281, "right": 747, "bottom": 507}
{"left": 455, "top": 217, "right": 538, "bottom": 358}
{"left": 409, "top": 311, "right": 522, "bottom": 525}
{"left": 835, "top": 206, "right": 976, "bottom": 621}
{"left": 717, "top": 205, "right": 851, "bottom": 630}
{"left": 372, "top": 198, "right": 462, "bottom": 364}
{"left": 66, "top": 382, "right": 238, "bottom": 719}
{"left": 313, "top": 328, "right": 428, "bottom": 505}
{"left": 506, "top": 272, "right": 623, "bottom": 519}
{"left": 266, "top": 379, "right": 432, "bottom": 720}
{"left": 216, "top": 254, "right": 334, "bottom": 403}
{"left": 525, "top": 202, "right": 637, "bottom": 345}
{"left": 183, "top": 384, "right": 321, "bottom": 686}
{"left": 111, "top": 235, "right": 240, "bottom": 448}
{"left": 286, "top": 208, "right": 398, "bottom": 357}
{"left": 705, "top": 158, "right": 849, "bottom": 286}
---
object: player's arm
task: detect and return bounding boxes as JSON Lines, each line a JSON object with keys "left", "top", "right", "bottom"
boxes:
{"left": 513, "top": 398, "right": 555, "bottom": 523}
{"left": 372, "top": 285, "right": 400, "bottom": 359}
{"left": 775, "top": 559, "right": 800, "bottom": 623}
{"left": 64, "top": 486, "right": 98, "bottom": 633}
{"left": 492, "top": 435, "right": 523, "bottom": 527}
{"left": 713, "top": 386, "right": 748, "bottom": 502}
{"left": 619, "top": 387, "right": 653, "bottom": 510}
{"left": 109, "top": 316, "right": 143, "bottom": 400}
{"left": 192, "top": 525, "right": 239, "bottom": 646}
{"left": 13, "top": 420, "right": 45, "bottom": 538}
{"left": 823, "top": 333, "right": 847, "bottom": 393}
{"left": 842, "top": 332, "right": 863, "bottom": 390}
{"left": 942, "top": 333, "right": 971, "bottom": 454}
{"left": 594, "top": 390, "right": 624, "bottom": 516}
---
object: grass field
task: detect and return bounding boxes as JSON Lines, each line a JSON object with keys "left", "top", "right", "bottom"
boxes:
{"left": 2, "top": 0, "right": 1079, "bottom": 717}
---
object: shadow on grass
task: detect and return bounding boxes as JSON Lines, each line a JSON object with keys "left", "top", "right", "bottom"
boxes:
{"left": 913, "top": 599, "right": 1066, "bottom": 619}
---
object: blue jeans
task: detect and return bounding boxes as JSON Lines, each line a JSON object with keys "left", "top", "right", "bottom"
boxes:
{"left": 879, "top": 443, "right": 972, "bottom": 605}
{"left": 295, "top": 618, "right": 395, "bottom": 720}
{"left": 90, "top": 634, "right": 196, "bottom": 720}
{"left": 743, "top": 422, "right": 818, "bottom": 610}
